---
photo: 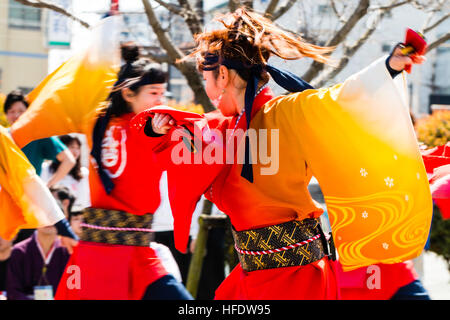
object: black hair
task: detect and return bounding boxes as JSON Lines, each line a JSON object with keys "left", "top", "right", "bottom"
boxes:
{"left": 68, "top": 211, "right": 83, "bottom": 223}
{"left": 4, "top": 90, "right": 29, "bottom": 114}
{"left": 91, "top": 42, "right": 168, "bottom": 194}
{"left": 107, "top": 42, "right": 168, "bottom": 118}
{"left": 121, "top": 41, "right": 140, "bottom": 64}
{"left": 49, "top": 135, "right": 83, "bottom": 181}
{"left": 50, "top": 185, "right": 75, "bottom": 216}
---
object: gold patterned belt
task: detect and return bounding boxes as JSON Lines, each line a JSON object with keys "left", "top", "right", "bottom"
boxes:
{"left": 232, "top": 218, "right": 335, "bottom": 272}
{"left": 80, "top": 208, "right": 154, "bottom": 247}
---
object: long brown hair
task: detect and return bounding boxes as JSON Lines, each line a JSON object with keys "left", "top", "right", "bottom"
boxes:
{"left": 186, "top": 7, "right": 334, "bottom": 81}
{"left": 50, "top": 135, "right": 83, "bottom": 181}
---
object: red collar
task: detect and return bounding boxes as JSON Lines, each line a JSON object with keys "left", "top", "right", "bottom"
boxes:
{"left": 251, "top": 86, "right": 275, "bottom": 119}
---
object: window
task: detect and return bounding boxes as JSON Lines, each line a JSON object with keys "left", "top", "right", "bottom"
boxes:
{"left": 436, "top": 45, "right": 450, "bottom": 54}
{"left": 18, "top": 87, "right": 34, "bottom": 95}
{"left": 382, "top": 43, "right": 392, "bottom": 53}
{"left": 318, "top": 5, "right": 332, "bottom": 14}
{"left": 8, "top": 0, "right": 42, "bottom": 30}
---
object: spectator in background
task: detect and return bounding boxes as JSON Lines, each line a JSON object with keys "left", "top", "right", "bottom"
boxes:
{"left": 41, "top": 135, "right": 90, "bottom": 211}
{"left": 6, "top": 224, "right": 70, "bottom": 300}
{"left": 0, "top": 236, "right": 13, "bottom": 298}
{"left": 50, "top": 185, "right": 75, "bottom": 219}
{"left": 4, "top": 90, "right": 76, "bottom": 244}
{"left": 4, "top": 90, "right": 75, "bottom": 182}
{"left": 68, "top": 211, "right": 83, "bottom": 239}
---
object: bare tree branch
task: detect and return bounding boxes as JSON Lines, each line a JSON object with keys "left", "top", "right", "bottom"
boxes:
{"left": 325, "top": 0, "right": 371, "bottom": 47}
{"left": 312, "top": 1, "right": 449, "bottom": 87}
{"left": 312, "top": 8, "right": 389, "bottom": 87}
{"left": 242, "top": 0, "right": 253, "bottom": 9}
{"left": 369, "top": 0, "right": 412, "bottom": 11}
{"left": 410, "top": 0, "right": 431, "bottom": 11}
{"left": 272, "top": 0, "right": 298, "bottom": 20}
{"left": 423, "top": 12, "right": 450, "bottom": 33}
{"left": 144, "top": 50, "right": 172, "bottom": 64}
{"left": 264, "top": 0, "right": 280, "bottom": 18}
{"left": 329, "top": 0, "right": 346, "bottom": 23}
{"left": 153, "top": 0, "right": 183, "bottom": 15}
{"left": 153, "top": 0, "right": 204, "bottom": 37}
{"left": 301, "top": 0, "right": 370, "bottom": 82}
{"left": 177, "top": 0, "right": 204, "bottom": 36}
{"left": 228, "top": 0, "right": 240, "bottom": 12}
{"left": 427, "top": 32, "right": 450, "bottom": 51}
{"left": 142, "top": 0, "right": 183, "bottom": 62}
{"left": 141, "top": 0, "right": 215, "bottom": 111}
{"left": 194, "top": 0, "right": 205, "bottom": 25}
{"left": 14, "top": 0, "right": 90, "bottom": 28}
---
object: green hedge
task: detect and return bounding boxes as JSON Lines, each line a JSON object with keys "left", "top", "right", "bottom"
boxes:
{"left": 429, "top": 205, "right": 450, "bottom": 271}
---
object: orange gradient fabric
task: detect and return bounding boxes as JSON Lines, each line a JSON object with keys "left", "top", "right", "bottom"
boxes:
{"left": 10, "top": 17, "right": 121, "bottom": 148}
{"left": 259, "top": 57, "right": 432, "bottom": 271}
{"left": 0, "top": 126, "right": 64, "bottom": 239}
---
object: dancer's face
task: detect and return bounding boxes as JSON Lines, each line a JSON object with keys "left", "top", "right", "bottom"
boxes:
{"left": 123, "top": 83, "right": 166, "bottom": 114}
{"left": 67, "top": 141, "right": 81, "bottom": 160}
{"left": 203, "top": 67, "right": 238, "bottom": 117}
{"left": 203, "top": 70, "right": 222, "bottom": 101}
{"left": 5, "top": 101, "right": 27, "bottom": 125}
{"left": 70, "top": 215, "right": 83, "bottom": 238}
{"left": 38, "top": 226, "right": 57, "bottom": 236}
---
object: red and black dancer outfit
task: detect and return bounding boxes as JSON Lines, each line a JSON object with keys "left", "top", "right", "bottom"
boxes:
{"left": 54, "top": 110, "right": 192, "bottom": 300}
{"left": 132, "top": 54, "right": 423, "bottom": 300}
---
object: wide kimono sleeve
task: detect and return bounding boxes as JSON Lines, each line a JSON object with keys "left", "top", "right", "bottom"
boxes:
{"left": 0, "top": 126, "right": 65, "bottom": 241}
{"left": 271, "top": 56, "right": 433, "bottom": 271}
{"left": 131, "top": 109, "right": 232, "bottom": 252}
{"left": 10, "top": 16, "right": 121, "bottom": 149}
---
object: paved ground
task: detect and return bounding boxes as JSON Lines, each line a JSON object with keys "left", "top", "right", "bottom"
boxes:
{"left": 415, "top": 251, "right": 450, "bottom": 300}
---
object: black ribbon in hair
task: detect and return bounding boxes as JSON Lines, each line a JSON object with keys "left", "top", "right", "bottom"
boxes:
{"left": 202, "top": 54, "right": 314, "bottom": 183}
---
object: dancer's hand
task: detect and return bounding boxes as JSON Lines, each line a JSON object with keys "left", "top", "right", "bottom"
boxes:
{"left": 152, "top": 113, "right": 175, "bottom": 135}
{"left": 61, "top": 236, "right": 78, "bottom": 254}
{"left": 388, "top": 45, "right": 426, "bottom": 72}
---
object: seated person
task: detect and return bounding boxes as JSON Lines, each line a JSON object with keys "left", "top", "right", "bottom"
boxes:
{"left": 6, "top": 221, "right": 70, "bottom": 300}
{"left": 68, "top": 211, "right": 83, "bottom": 239}
{"left": 0, "top": 235, "right": 14, "bottom": 298}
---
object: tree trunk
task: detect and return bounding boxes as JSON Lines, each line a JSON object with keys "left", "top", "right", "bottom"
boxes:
{"left": 176, "top": 61, "right": 215, "bottom": 112}
{"left": 186, "top": 214, "right": 228, "bottom": 298}
{"left": 301, "top": 0, "right": 370, "bottom": 82}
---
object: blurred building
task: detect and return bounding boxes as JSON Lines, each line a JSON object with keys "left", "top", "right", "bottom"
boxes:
{"left": 0, "top": 0, "right": 49, "bottom": 94}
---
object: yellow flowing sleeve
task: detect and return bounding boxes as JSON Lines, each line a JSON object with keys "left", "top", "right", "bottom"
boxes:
{"left": 10, "top": 17, "right": 121, "bottom": 149}
{"left": 0, "top": 126, "right": 65, "bottom": 240}
{"left": 266, "top": 56, "right": 432, "bottom": 271}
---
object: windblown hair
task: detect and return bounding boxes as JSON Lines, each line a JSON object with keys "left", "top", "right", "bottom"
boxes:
{"left": 187, "top": 8, "right": 334, "bottom": 81}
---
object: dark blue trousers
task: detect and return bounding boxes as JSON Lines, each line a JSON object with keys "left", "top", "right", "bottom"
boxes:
{"left": 141, "top": 274, "right": 193, "bottom": 300}
{"left": 391, "top": 280, "right": 431, "bottom": 300}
